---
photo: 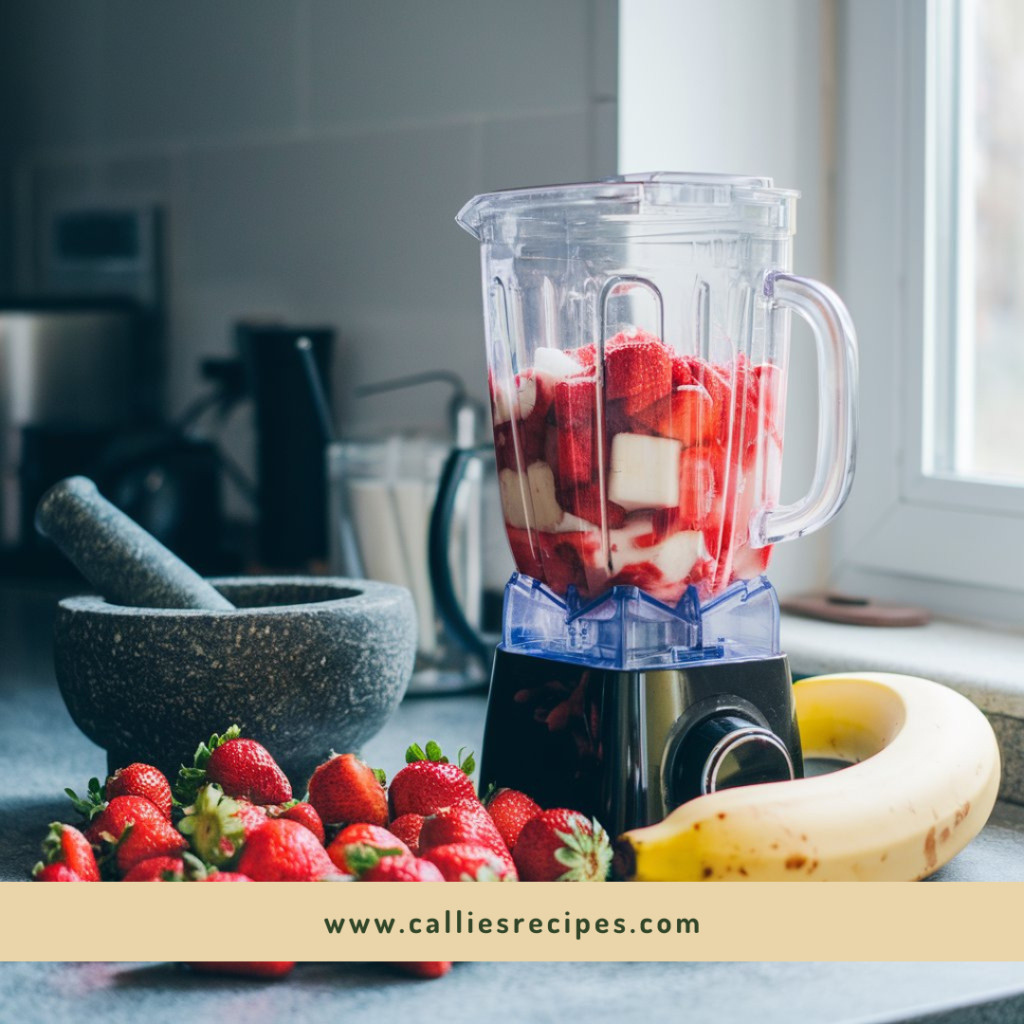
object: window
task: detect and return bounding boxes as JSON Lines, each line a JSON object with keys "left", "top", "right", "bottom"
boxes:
{"left": 832, "top": 0, "right": 1024, "bottom": 624}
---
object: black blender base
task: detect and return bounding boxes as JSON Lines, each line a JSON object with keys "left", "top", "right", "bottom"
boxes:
{"left": 479, "top": 648, "right": 802, "bottom": 838}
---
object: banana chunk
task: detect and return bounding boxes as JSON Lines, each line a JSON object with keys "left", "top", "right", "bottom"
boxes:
{"left": 615, "top": 673, "right": 1001, "bottom": 881}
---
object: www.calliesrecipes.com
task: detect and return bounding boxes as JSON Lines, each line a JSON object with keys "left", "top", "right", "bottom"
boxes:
{"left": 324, "top": 910, "right": 699, "bottom": 940}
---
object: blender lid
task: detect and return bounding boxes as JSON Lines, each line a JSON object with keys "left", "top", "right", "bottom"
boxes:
{"left": 456, "top": 172, "right": 800, "bottom": 240}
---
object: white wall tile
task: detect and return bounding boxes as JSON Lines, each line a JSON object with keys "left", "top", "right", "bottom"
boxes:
{"left": 307, "top": 0, "right": 593, "bottom": 129}
{"left": 97, "top": 0, "right": 299, "bottom": 145}
{"left": 479, "top": 111, "right": 592, "bottom": 193}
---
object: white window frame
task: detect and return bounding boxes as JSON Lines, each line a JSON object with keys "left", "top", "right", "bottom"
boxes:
{"left": 830, "top": 0, "right": 1024, "bottom": 625}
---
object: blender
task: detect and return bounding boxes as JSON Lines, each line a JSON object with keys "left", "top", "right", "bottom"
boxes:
{"left": 439, "top": 173, "right": 857, "bottom": 836}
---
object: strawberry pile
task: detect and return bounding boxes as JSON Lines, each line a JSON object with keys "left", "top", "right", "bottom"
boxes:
{"left": 490, "top": 330, "right": 786, "bottom": 604}
{"left": 32, "top": 729, "right": 614, "bottom": 979}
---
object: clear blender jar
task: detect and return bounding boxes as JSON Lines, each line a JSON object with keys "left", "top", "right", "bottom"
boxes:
{"left": 456, "top": 173, "right": 857, "bottom": 669}
{"left": 453, "top": 174, "right": 858, "bottom": 832}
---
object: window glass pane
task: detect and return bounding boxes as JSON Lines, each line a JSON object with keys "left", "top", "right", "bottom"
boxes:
{"left": 961, "top": 0, "right": 1024, "bottom": 482}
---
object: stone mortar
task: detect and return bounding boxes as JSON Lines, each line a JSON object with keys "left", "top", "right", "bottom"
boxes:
{"left": 53, "top": 577, "right": 417, "bottom": 790}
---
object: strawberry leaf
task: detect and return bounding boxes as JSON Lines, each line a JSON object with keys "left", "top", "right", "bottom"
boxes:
{"left": 405, "top": 743, "right": 427, "bottom": 764}
{"left": 425, "top": 740, "right": 444, "bottom": 763}
{"left": 372, "top": 768, "right": 387, "bottom": 787}
{"left": 65, "top": 777, "right": 106, "bottom": 821}
{"left": 457, "top": 748, "right": 476, "bottom": 777}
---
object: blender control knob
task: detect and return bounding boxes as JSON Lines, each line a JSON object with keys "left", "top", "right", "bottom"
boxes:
{"left": 667, "top": 713, "right": 795, "bottom": 808}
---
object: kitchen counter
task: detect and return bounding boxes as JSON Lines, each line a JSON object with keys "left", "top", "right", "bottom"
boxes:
{"left": 2, "top": 582, "right": 1024, "bottom": 1022}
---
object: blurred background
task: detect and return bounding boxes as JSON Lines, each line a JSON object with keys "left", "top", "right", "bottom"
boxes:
{"left": 0, "top": 0, "right": 836, "bottom": 611}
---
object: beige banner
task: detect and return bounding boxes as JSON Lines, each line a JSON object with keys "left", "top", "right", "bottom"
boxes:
{"left": 2, "top": 882, "right": 1022, "bottom": 962}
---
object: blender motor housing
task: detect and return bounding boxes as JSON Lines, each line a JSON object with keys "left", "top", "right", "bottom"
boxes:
{"left": 454, "top": 174, "right": 857, "bottom": 835}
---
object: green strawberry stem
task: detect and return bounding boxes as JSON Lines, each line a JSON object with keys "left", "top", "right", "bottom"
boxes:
{"left": 404, "top": 740, "right": 475, "bottom": 777}
{"left": 177, "top": 783, "right": 246, "bottom": 868}
{"left": 173, "top": 724, "right": 242, "bottom": 805}
{"left": 65, "top": 777, "right": 106, "bottom": 820}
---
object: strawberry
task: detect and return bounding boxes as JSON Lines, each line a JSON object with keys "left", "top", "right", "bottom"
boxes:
{"left": 106, "top": 763, "right": 173, "bottom": 820}
{"left": 85, "top": 794, "right": 164, "bottom": 845}
{"left": 327, "top": 823, "right": 408, "bottom": 875}
{"left": 484, "top": 789, "right": 541, "bottom": 852}
{"left": 122, "top": 856, "right": 185, "bottom": 882}
{"left": 233, "top": 797, "right": 272, "bottom": 837}
{"left": 271, "top": 801, "right": 325, "bottom": 844}
{"left": 203, "top": 871, "right": 253, "bottom": 882}
{"left": 388, "top": 813, "right": 425, "bottom": 856}
{"left": 177, "top": 784, "right": 248, "bottom": 866}
{"left": 388, "top": 742, "right": 477, "bottom": 819}
{"left": 184, "top": 962, "right": 295, "bottom": 978}
{"left": 604, "top": 329, "right": 673, "bottom": 415}
{"left": 307, "top": 753, "right": 388, "bottom": 827}
{"left": 34, "top": 822, "right": 100, "bottom": 882}
{"left": 175, "top": 726, "right": 292, "bottom": 806}
{"left": 419, "top": 800, "right": 512, "bottom": 865}
{"left": 421, "top": 843, "right": 518, "bottom": 881}
{"left": 207, "top": 739, "right": 292, "bottom": 805}
{"left": 237, "top": 819, "right": 336, "bottom": 882}
{"left": 389, "top": 961, "right": 453, "bottom": 979}
{"left": 114, "top": 813, "right": 188, "bottom": 875}
{"left": 357, "top": 851, "right": 445, "bottom": 882}
{"left": 33, "top": 863, "right": 83, "bottom": 882}
{"left": 512, "top": 809, "right": 612, "bottom": 882}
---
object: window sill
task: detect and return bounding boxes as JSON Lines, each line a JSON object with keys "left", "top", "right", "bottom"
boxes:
{"left": 782, "top": 612, "right": 1024, "bottom": 805}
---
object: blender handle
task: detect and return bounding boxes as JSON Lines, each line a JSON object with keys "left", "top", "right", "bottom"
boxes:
{"left": 428, "top": 445, "right": 493, "bottom": 668}
{"left": 753, "top": 272, "right": 859, "bottom": 547}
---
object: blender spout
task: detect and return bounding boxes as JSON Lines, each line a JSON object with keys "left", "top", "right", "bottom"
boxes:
{"left": 454, "top": 196, "right": 484, "bottom": 240}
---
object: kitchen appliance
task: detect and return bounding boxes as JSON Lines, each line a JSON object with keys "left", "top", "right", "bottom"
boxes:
{"left": 0, "top": 300, "right": 142, "bottom": 569}
{"left": 447, "top": 173, "right": 858, "bottom": 835}
{"left": 237, "top": 323, "right": 334, "bottom": 571}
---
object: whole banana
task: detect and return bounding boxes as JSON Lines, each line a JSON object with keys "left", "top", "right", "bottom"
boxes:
{"left": 615, "top": 672, "right": 1001, "bottom": 881}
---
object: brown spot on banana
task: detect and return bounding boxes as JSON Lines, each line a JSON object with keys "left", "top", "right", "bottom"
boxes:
{"left": 924, "top": 826, "right": 937, "bottom": 871}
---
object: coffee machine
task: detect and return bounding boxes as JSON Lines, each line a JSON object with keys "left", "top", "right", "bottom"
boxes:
{"left": 439, "top": 174, "right": 858, "bottom": 835}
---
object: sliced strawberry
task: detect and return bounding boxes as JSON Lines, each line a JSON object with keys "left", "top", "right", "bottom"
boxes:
{"left": 677, "top": 446, "right": 717, "bottom": 530}
{"left": 557, "top": 483, "right": 627, "bottom": 530}
{"left": 202, "top": 871, "right": 253, "bottom": 882}
{"left": 503, "top": 526, "right": 547, "bottom": 583}
{"left": 604, "top": 329, "right": 673, "bottom": 415}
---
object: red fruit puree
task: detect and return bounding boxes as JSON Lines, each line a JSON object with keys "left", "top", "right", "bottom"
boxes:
{"left": 490, "top": 329, "right": 785, "bottom": 604}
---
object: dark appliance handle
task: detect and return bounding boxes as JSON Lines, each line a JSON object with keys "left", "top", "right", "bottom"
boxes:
{"left": 428, "top": 444, "right": 494, "bottom": 668}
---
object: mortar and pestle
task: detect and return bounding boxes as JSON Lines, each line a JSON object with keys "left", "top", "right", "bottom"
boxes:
{"left": 36, "top": 476, "right": 417, "bottom": 787}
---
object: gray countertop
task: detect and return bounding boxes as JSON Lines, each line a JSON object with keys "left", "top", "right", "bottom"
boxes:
{"left": 2, "top": 582, "right": 1024, "bottom": 1022}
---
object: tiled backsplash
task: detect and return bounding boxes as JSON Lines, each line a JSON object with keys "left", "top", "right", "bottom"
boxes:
{"left": 0, "top": 0, "right": 618, "bottom": 514}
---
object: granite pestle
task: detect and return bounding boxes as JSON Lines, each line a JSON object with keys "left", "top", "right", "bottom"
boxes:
{"left": 35, "top": 476, "right": 235, "bottom": 610}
